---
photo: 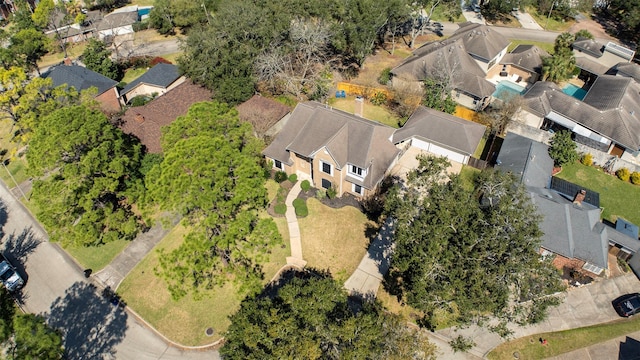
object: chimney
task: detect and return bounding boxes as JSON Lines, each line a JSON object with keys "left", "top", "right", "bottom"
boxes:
{"left": 573, "top": 189, "right": 586, "bottom": 205}
{"left": 63, "top": 57, "right": 72, "bottom": 66}
{"left": 354, "top": 96, "right": 364, "bottom": 117}
{"left": 134, "top": 113, "right": 145, "bottom": 123}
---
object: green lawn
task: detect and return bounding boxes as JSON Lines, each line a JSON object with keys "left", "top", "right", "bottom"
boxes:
{"left": 121, "top": 67, "right": 147, "bottom": 85}
{"left": 458, "top": 165, "right": 480, "bottom": 191}
{"left": 64, "top": 240, "right": 131, "bottom": 271}
{"left": 508, "top": 40, "right": 555, "bottom": 54}
{"left": 38, "top": 42, "right": 88, "bottom": 68}
{"left": 488, "top": 316, "right": 640, "bottom": 359}
{"left": 525, "top": 6, "right": 574, "bottom": 32}
{"left": 555, "top": 162, "right": 640, "bottom": 225}
{"left": 329, "top": 97, "right": 401, "bottom": 128}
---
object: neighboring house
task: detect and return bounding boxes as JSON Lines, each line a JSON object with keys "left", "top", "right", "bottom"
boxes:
{"left": 496, "top": 133, "right": 640, "bottom": 277}
{"left": 263, "top": 102, "right": 486, "bottom": 198}
{"left": 495, "top": 45, "right": 549, "bottom": 84}
{"left": 263, "top": 102, "right": 401, "bottom": 198}
{"left": 118, "top": 81, "right": 212, "bottom": 153}
{"left": 572, "top": 39, "right": 635, "bottom": 75}
{"left": 0, "top": 0, "right": 36, "bottom": 20}
{"left": 41, "top": 63, "right": 120, "bottom": 114}
{"left": 119, "top": 63, "right": 185, "bottom": 105}
{"left": 391, "top": 22, "right": 509, "bottom": 110}
{"left": 236, "top": 95, "right": 291, "bottom": 139}
{"left": 519, "top": 75, "right": 640, "bottom": 159}
{"left": 96, "top": 11, "right": 137, "bottom": 40}
{"left": 392, "top": 106, "right": 486, "bottom": 165}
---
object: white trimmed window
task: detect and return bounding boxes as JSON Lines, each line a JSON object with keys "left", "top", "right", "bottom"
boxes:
{"left": 274, "top": 160, "right": 283, "bottom": 170}
{"left": 321, "top": 178, "right": 332, "bottom": 189}
{"left": 320, "top": 161, "right": 333, "bottom": 175}
{"left": 352, "top": 183, "right": 363, "bottom": 195}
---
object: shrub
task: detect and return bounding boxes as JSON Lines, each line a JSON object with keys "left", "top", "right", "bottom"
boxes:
{"left": 326, "top": 187, "right": 337, "bottom": 199}
{"left": 300, "top": 180, "right": 311, "bottom": 191}
{"left": 378, "top": 67, "right": 391, "bottom": 85}
{"left": 580, "top": 153, "right": 593, "bottom": 166}
{"left": 274, "top": 203, "right": 287, "bottom": 215}
{"left": 315, "top": 189, "right": 326, "bottom": 200}
{"left": 292, "top": 198, "right": 308, "bottom": 217}
{"left": 631, "top": 171, "right": 640, "bottom": 185}
{"left": 150, "top": 56, "right": 172, "bottom": 66}
{"left": 449, "top": 335, "right": 475, "bottom": 353}
{"left": 616, "top": 167, "right": 631, "bottom": 182}
{"left": 274, "top": 171, "right": 288, "bottom": 183}
{"left": 370, "top": 92, "right": 387, "bottom": 106}
{"left": 288, "top": 174, "right": 298, "bottom": 183}
{"left": 132, "top": 20, "right": 149, "bottom": 32}
{"left": 129, "top": 95, "right": 151, "bottom": 107}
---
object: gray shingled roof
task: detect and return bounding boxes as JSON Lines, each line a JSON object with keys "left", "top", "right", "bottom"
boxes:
{"left": 121, "top": 63, "right": 181, "bottom": 96}
{"left": 575, "top": 56, "right": 610, "bottom": 75}
{"left": 500, "top": 45, "right": 549, "bottom": 74}
{"left": 572, "top": 39, "right": 604, "bottom": 58}
{"left": 392, "top": 106, "right": 486, "bottom": 155}
{"left": 522, "top": 78, "right": 640, "bottom": 150}
{"left": 391, "top": 39, "right": 495, "bottom": 98}
{"left": 495, "top": 132, "right": 553, "bottom": 189}
{"left": 41, "top": 64, "right": 117, "bottom": 95}
{"left": 615, "top": 62, "right": 640, "bottom": 82}
{"left": 263, "top": 102, "right": 400, "bottom": 189}
{"left": 456, "top": 22, "right": 510, "bottom": 61}
{"left": 529, "top": 188, "right": 609, "bottom": 270}
{"left": 96, "top": 11, "right": 137, "bottom": 31}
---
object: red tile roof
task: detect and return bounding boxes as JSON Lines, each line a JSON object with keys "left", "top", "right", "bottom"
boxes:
{"left": 118, "top": 81, "right": 212, "bottom": 153}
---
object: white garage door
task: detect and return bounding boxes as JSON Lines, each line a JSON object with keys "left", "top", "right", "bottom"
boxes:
{"left": 412, "top": 139, "right": 467, "bottom": 164}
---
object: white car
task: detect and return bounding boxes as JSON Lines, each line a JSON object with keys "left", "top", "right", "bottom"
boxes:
{"left": 0, "top": 254, "right": 24, "bottom": 292}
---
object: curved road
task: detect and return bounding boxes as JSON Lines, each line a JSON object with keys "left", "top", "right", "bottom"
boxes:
{"left": 0, "top": 181, "right": 219, "bottom": 360}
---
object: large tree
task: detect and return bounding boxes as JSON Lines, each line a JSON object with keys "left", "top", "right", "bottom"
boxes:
{"left": 27, "top": 104, "right": 144, "bottom": 246}
{"left": 9, "top": 28, "right": 50, "bottom": 75}
{"left": 385, "top": 155, "right": 564, "bottom": 328}
{"left": 147, "top": 102, "right": 281, "bottom": 299}
{"left": 548, "top": 130, "right": 578, "bottom": 167}
{"left": 221, "top": 271, "right": 436, "bottom": 360}
{"left": 82, "top": 39, "right": 120, "bottom": 81}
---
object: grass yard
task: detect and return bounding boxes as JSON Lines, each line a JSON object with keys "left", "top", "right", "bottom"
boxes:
{"left": 129, "top": 0, "right": 155, "bottom": 6}
{"left": 525, "top": 6, "right": 574, "bottom": 32}
{"left": 488, "top": 316, "right": 640, "bottom": 359}
{"left": 0, "top": 118, "right": 30, "bottom": 186}
{"left": 121, "top": 67, "right": 147, "bottom": 85}
{"left": 38, "top": 42, "right": 87, "bottom": 68}
{"left": 158, "top": 52, "right": 182, "bottom": 64}
{"left": 329, "top": 97, "right": 401, "bottom": 128}
{"left": 133, "top": 29, "right": 182, "bottom": 46}
{"left": 64, "top": 239, "right": 131, "bottom": 271}
{"left": 298, "top": 198, "right": 371, "bottom": 283}
{"left": 555, "top": 162, "right": 640, "bottom": 225}
{"left": 458, "top": 165, "right": 480, "bottom": 191}
{"left": 508, "top": 39, "right": 555, "bottom": 54}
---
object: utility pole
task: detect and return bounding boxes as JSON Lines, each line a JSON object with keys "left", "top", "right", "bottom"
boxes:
{"left": 545, "top": 2, "right": 556, "bottom": 31}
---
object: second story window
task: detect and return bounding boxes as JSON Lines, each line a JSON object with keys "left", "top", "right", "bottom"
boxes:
{"left": 320, "top": 161, "right": 332, "bottom": 175}
{"left": 348, "top": 164, "right": 366, "bottom": 178}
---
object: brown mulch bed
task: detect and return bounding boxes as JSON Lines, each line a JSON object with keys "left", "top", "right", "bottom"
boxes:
{"left": 298, "top": 188, "right": 363, "bottom": 210}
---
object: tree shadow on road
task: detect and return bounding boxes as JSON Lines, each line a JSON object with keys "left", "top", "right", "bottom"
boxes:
{"left": 2, "top": 226, "right": 42, "bottom": 306}
{"left": 46, "top": 281, "right": 128, "bottom": 360}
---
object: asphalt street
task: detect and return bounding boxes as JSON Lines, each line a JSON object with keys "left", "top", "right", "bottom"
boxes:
{"left": 0, "top": 181, "right": 219, "bottom": 360}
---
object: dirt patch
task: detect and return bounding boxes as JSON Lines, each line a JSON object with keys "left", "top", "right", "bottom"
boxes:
{"left": 568, "top": 15, "right": 614, "bottom": 41}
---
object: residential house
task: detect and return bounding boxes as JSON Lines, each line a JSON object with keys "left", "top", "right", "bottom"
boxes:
{"left": 392, "top": 106, "right": 486, "bottom": 165}
{"left": 495, "top": 45, "right": 549, "bottom": 84}
{"left": 236, "top": 95, "right": 291, "bottom": 139}
{"left": 118, "top": 80, "right": 212, "bottom": 153}
{"left": 519, "top": 75, "right": 640, "bottom": 159}
{"left": 391, "top": 22, "right": 509, "bottom": 110}
{"left": 263, "top": 102, "right": 486, "bottom": 197}
{"left": 573, "top": 39, "right": 635, "bottom": 77}
{"left": 496, "top": 133, "right": 640, "bottom": 277}
{"left": 96, "top": 11, "right": 137, "bottom": 40}
{"left": 119, "top": 63, "right": 185, "bottom": 105}
{"left": 41, "top": 63, "right": 120, "bottom": 114}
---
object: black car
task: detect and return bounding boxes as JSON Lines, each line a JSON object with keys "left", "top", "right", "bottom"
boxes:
{"left": 612, "top": 293, "right": 640, "bottom": 317}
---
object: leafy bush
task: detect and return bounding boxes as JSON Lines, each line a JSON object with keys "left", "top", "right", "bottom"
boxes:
{"left": 449, "top": 335, "right": 475, "bottom": 353}
{"left": 631, "top": 172, "right": 640, "bottom": 185}
{"left": 580, "top": 153, "right": 593, "bottom": 166}
{"left": 288, "top": 174, "right": 297, "bottom": 183}
{"left": 300, "top": 180, "right": 311, "bottom": 191}
{"left": 274, "top": 171, "right": 288, "bottom": 183}
{"left": 274, "top": 203, "right": 287, "bottom": 215}
{"left": 292, "top": 198, "right": 308, "bottom": 217}
{"left": 549, "top": 130, "right": 578, "bottom": 167}
{"left": 129, "top": 95, "right": 151, "bottom": 107}
{"left": 617, "top": 167, "right": 631, "bottom": 182}
{"left": 326, "top": 186, "right": 337, "bottom": 199}
{"left": 315, "top": 189, "right": 326, "bottom": 200}
{"left": 132, "top": 20, "right": 150, "bottom": 32}
{"left": 370, "top": 92, "right": 387, "bottom": 106}
{"left": 378, "top": 67, "right": 391, "bottom": 85}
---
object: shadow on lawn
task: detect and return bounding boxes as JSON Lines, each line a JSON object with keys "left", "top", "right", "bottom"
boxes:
{"left": 46, "top": 281, "right": 128, "bottom": 360}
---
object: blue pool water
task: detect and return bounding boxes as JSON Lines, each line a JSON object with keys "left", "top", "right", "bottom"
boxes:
{"left": 492, "top": 81, "right": 526, "bottom": 101}
{"left": 562, "top": 84, "right": 587, "bottom": 100}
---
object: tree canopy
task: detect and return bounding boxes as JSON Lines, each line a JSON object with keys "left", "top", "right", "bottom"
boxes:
{"left": 221, "top": 271, "right": 436, "bottom": 360}
{"left": 147, "top": 102, "right": 281, "bottom": 299}
{"left": 82, "top": 39, "right": 121, "bottom": 81}
{"left": 385, "top": 155, "right": 564, "bottom": 328}
{"left": 27, "top": 104, "right": 144, "bottom": 246}
{"left": 548, "top": 130, "right": 579, "bottom": 167}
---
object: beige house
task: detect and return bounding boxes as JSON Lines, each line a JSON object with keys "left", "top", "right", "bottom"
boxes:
{"left": 263, "top": 102, "right": 487, "bottom": 198}
{"left": 120, "top": 63, "right": 185, "bottom": 105}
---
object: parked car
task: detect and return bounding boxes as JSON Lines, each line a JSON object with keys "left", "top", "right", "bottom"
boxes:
{"left": 0, "top": 254, "right": 23, "bottom": 292}
{"left": 612, "top": 293, "right": 640, "bottom": 317}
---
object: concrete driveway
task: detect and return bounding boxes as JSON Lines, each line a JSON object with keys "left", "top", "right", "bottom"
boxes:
{"left": 0, "top": 181, "right": 219, "bottom": 360}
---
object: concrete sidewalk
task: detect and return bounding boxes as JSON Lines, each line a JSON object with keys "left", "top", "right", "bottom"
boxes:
{"left": 284, "top": 181, "right": 306, "bottom": 268}
{"left": 94, "top": 214, "right": 179, "bottom": 290}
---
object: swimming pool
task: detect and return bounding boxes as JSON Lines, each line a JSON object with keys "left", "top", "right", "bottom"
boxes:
{"left": 492, "top": 81, "right": 526, "bottom": 101}
{"left": 562, "top": 84, "right": 587, "bottom": 100}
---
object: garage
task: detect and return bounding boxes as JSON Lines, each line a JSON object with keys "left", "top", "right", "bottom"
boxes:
{"left": 411, "top": 138, "right": 468, "bottom": 164}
